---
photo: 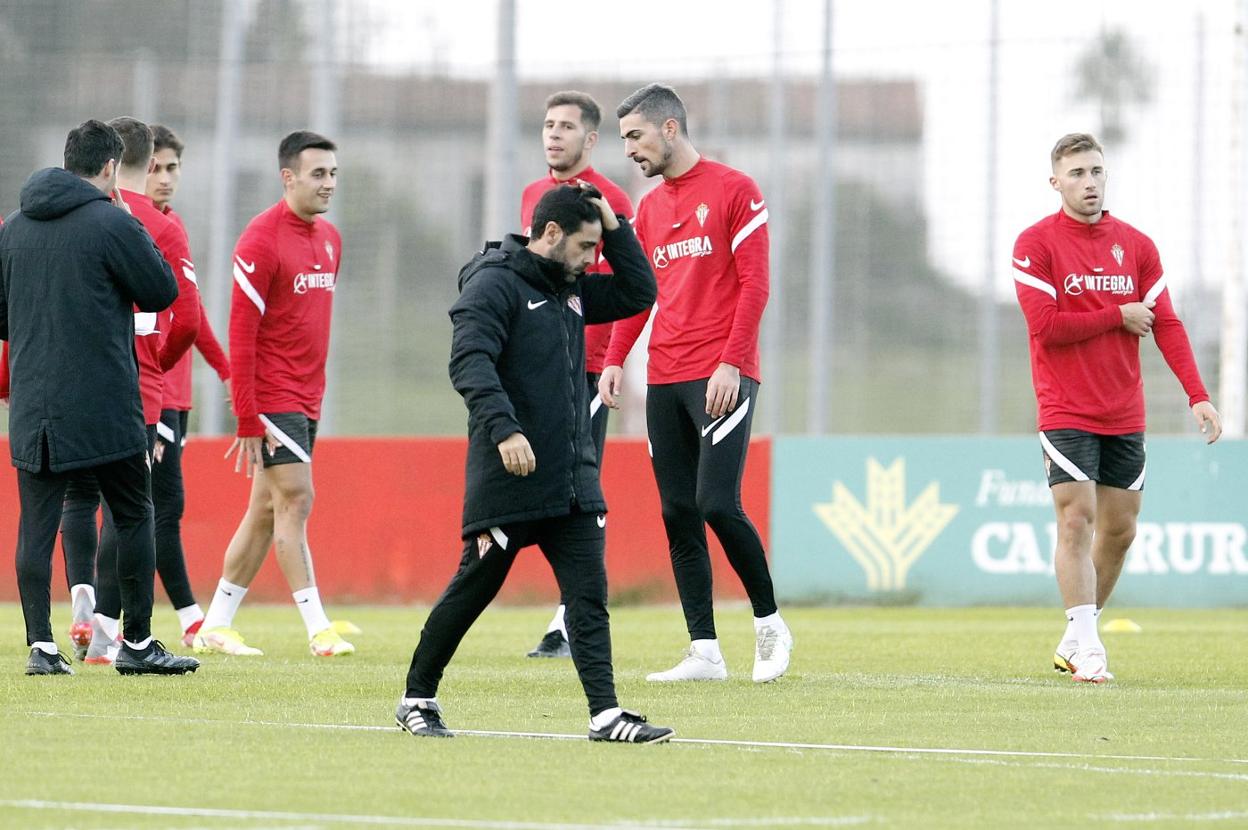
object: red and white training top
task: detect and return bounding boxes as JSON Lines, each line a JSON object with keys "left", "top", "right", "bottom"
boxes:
{"left": 123, "top": 189, "right": 200, "bottom": 425}
{"left": 160, "top": 206, "right": 230, "bottom": 411}
{"left": 1012, "top": 209, "right": 1208, "bottom": 434}
{"left": 604, "top": 158, "right": 769, "bottom": 384}
{"left": 229, "top": 199, "right": 342, "bottom": 437}
{"left": 520, "top": 166, "right": 635, "bottom": 374}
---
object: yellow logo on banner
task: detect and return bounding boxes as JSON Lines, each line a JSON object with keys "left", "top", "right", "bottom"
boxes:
{"left": 813, "top": 458, "right": 959, "bottom": 591}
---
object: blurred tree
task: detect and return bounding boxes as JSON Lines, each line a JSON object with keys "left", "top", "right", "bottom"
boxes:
{"left": 1074, "top": 29, "right": 1154, "bottom": 145}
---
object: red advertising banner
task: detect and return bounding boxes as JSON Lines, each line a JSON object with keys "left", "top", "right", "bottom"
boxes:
{"left": 0, "top": 437, "right": 769, "bottom": 604}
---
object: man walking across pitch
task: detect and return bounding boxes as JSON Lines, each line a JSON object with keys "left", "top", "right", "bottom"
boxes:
{"left": 600, "top": 83, "right": 792, "bottom": 683}
{"left": 397, "top": 184, "right": 672, "bottom": 743}
{"left": 519, "top": 90, "right": 636, "bottom": 659}
{"left": 0, "top": 119, "right": 198, "bottom": 676}
{"left": 194, "top": 131, "right": 355, "bottom": 658}
{"left": 1012, "top": 133, "right": 1221, "bottom": 683}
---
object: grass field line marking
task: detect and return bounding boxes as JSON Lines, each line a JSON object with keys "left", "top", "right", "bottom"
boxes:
{"left": 30, "top": 711, "right": 1248, "bottom": 767}
{"left": 931, "top": 755, "right": 1248, "bottom": 783}
{"left": 1103, "top": 811, "right": 1248, "bottom": 823}
{"left": 0, "top": 800, "right": 869, "bottom": 829}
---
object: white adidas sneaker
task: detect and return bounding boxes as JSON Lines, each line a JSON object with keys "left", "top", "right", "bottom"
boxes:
{"left": 646, "top": 647, "right": 728, "bottom": 682}
{"left": 752, "top": 623, "right": 794, "bottom": 683}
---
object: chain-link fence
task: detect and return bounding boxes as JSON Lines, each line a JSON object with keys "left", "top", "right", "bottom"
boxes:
{"left": 0, "top": 0, "right": 1241, "bottom": 437}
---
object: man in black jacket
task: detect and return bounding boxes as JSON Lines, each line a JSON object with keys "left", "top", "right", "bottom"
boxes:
{"left": 397, "top": 184, "right": 673, "bottom": 743}
{"left": 0, "top": 119, "right": 199, "bottom": 677}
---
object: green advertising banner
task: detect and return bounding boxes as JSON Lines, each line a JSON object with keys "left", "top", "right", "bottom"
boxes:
{"left": 772, "top": 437, "right": 1246, "bottom": 606}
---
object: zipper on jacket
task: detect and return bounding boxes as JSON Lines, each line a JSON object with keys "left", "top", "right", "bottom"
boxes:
{"left": 559, "top": 288, "right": 579, "bottom": 504}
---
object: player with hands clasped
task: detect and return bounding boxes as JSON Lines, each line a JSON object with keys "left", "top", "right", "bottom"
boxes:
{"left": 1012, "top": 133, "right": 1221, "bottom": 684}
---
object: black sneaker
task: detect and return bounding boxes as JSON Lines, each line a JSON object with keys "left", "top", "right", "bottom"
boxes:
{"left": 395, "top": 699, "right": 453, "bottom": 737}
{"left": 25, "top": 648, "right": 74, "bottom": 676}
{"left": 114, "top": 640, "right": 200, "bottom": 675}
{"left": 527, "top": 629, "right": 571, "bottom": 658}
{"left": 588, "top": 710, "right": 675, "bottom": 744}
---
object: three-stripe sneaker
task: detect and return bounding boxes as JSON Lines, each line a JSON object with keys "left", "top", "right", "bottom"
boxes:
{"left": 395, "top": 699, "right": 453, "bottom": 738}
{"left": 588, "top": 710, "right": 674, "bottom": 744}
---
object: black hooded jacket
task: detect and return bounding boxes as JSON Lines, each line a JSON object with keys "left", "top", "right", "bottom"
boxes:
{"left": 450, "top": 220, "right": 656, "bottom": 536}
{"left": 0, "top": 167, "right": 177, "bottom": 472}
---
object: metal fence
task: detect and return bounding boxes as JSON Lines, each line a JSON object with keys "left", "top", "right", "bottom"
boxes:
{"left": 0, "top": 0, "right": 1242, "bottom": 438}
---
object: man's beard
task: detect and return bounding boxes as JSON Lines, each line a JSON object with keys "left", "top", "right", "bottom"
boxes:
{"left": 550, "top": 143, "right": 585, "bottom": 174}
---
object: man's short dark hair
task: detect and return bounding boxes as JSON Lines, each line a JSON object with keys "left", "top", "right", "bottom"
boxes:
{"left": 616, "top": 83, "right": 688, "bottom": 136}
{"left": 545, "top": 91, "right": 602, "bottom": 131}
{"left": 152, "top": 124, "right": 185, "bottom": 159}
{"left": 1051, "top": 132, "right": 1104, "bottom": 169}
{"left": 106, "top": 116, "right": 154, "bottom": 170}
{"left": 279, "top": 130, "right": 337, "bottom": 172}
{"left": 531, "top": 184, "right": 602, "bottom": 238}
{"left": 63, "top": 119, "right": 124, "bottom": 178}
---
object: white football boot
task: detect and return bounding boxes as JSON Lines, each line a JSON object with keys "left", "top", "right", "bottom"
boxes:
{"left": 646, "top": 645, "right": 728, "bottom": 682}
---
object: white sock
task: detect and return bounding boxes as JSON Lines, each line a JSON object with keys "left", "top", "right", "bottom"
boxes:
{"left": 32, "top": 641, "right": 57, "bottom": 656}
{"left": 754, "top": 611, "right": 784, "bottom": 631}
{"left": 1065, "top": 604, "right": 1101, "bottom": 651}
{"left": 202, "top": 579, "right": 248, "bottom": 630}
{"left": 1060, "top": 614, "right": 1078, "bottom": 646}
{"left": 691, "top": 638, "right": 722, "bottom": 661}
{"left": 590, "top": 706, "right": 623, "bottom": 730}
{"left": 546, "top": 604, "right": 567, "bottom": 636}
{"left": 124, "top": 636, "right": 152, "bottom": 651}
{"left": 70, "top": 583, "right": 96, "bottom": 618}
{"left": 175, "top": 603, "right": 204, "bottom": 631}
{"left": 293, "top": 586, "right": 332, "bottom": 637}
{"left": 95, "top": 613, "right": 120, "bottom": 642}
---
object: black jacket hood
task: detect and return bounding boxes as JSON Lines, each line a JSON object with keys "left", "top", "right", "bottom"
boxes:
{"left": 458, "top": 234, "right": 566, "bottom": 294}
{"left": 20, "top": 167, "right": 109, "bottom": 222}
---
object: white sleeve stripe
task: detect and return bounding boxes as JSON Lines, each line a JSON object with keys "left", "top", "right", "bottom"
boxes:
{"left": 1013, "top": 268, "right": 1056, "bottom": 299}
{"left": 181, "top": 264, "right": 198, "bottom": 285}
{"left": 1143, "top": 275, "right": 1168, "bottom": 305}
{"left": 233, "top": 264, "right": 266, "bottom": 315}
{"left": 258, "top": 415, "right": 311, "bottom": 463}
{"left": 156, "top": 421, "right": 176, "bottom": 443}
{"left": 731, "top": 208, "right": 769, "bottom": 253}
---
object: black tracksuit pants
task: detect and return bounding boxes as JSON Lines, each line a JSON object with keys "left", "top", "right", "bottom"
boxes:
{"left": 553, "top": 373, "right": 609, "bottom": 610}
{"left": 406, "top": 509, "right": 618, "bottom": 716}
{"left": 151, "top": 409, "right": 196, "bottom": 610}
{"left": 646, "top": 377, "right": 778, "bottom": 641}
{"left": 16, "top": 442, "right": 156, "bottom": 645}
{"left": 60, "top": 427, "right": 157, "bottom": 622}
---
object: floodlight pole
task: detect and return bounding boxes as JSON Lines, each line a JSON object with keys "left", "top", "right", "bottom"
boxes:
{"left": 762, "top": 0, "right": 787, "bottom": 434}
{"left": 806, "top": 0, "right": 836, "bottom": 435}
{"left": 200, "top": 0, "right": 247, "bottom": 436}
{"left": 978, "top": 0, "right": 1001, "bottom": 434}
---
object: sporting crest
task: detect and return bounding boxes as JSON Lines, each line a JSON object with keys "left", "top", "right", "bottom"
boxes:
{"left": 1111, "top": 243, "right": 1124, "bottom": 266}
{"left": 325, "top": 240, "right": 335, "bottom": 262}
{"left": 567, "top": 295, "right": 583, "bottom": 316}
{"left": 695, "top": 202, "right": 710, "bottom": 227}
{"left": 476, "top": 533, "right": 492, "bottom": 558}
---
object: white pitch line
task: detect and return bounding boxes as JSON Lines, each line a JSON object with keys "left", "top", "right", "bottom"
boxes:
{"left": 928, "top": 754, "right": 1248, "bottom": 784}
{"left": 0, "top": 800, "right": 870, "bottom": 830}
{"left": 1103, "top": 812, "right": 1248, "bottom": 823}
{"left": 28, "top": 711, "right": 1248, "bottom": 766}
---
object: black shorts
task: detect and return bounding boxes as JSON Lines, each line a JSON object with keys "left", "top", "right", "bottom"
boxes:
{"left": 1039, "top": 429, "right": 1145, "bottom": 490}
{"left": 259, "top": 412, "right": 318, "bottom": 467}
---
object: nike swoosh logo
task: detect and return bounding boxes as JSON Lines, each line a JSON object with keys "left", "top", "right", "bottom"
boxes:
{"left": 1012, "top": 255, "right": 1030, "bottom": 268}
{"left": 701, "top": 415, "right": 727, "bottom": 437}
{"left": 527, "top": 300, "right": 548, "bottom": 310}
{"left": 750, "top": 199, "right": 765, "bottom": 211}
{"left": 236, "top": 258, "right": 256, "bottom": 273}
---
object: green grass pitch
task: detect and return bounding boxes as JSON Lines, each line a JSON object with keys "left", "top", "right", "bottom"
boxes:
{"left": 2, "top": 603, "right": 1246, "bottom": 828}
